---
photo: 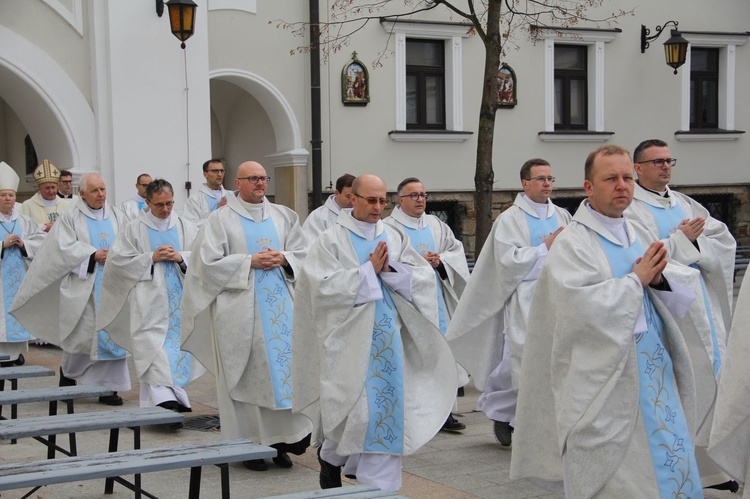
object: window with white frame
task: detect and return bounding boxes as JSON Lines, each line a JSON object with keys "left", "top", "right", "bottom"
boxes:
{"left": 380, "top": 18, "right": 473, "bottom": 142}
{"left": 676, "top": 32, "right": 748, "bottom": 141}
{"left": 536, "top": 27, "right": 619, "bottom": 142}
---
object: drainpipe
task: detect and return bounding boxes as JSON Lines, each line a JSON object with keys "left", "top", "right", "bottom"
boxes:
{"left": 310, "top": 0, "right": 323, "bottom": 209}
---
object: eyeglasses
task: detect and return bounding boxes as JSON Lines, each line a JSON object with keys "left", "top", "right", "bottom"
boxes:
{"left": 207, "top": 169, "right": 226, "bottom": 174}
{"left": 399, "top": 193, "right": 428, "bottom": 200}
{"left": 60, "top": 180, "right": 73, "bottom": 184}
{"left": 353, "top": 193, "right": 390, "bottom": 206}
{"left": 149, "top": 201, "right": 175, "bottom": 209}
{"left": 138, "top": 183, "right": 150, "bottom": 188}
{"left": 237, "top": 175, "right": 271, "bottom": 184}
{"left": 525, "top": 176, "right": 556, "bottom": 183}
{"left": 635, "top": 158, "right": 677, "bottom": 168}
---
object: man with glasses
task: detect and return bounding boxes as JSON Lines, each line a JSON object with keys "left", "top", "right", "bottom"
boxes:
{"left": 57, "top": 170, "right": 78, "bottom": 200}
{"left": 183, "top": 159, "right": 229, "bottom": 225}
{"left": 384, "top": 177, "right": 470, "bottom": 433}
{"left": 447, "top": 158, "right": 570, "bottom": 447}
{"left": 625, "top": 138, "right": 737, "bottom": 492}
{"left": 120, "top": 173, "right": 153, "bottom": 221}
{"left": 182, "top": 161, "right": 312, "bottom": 471}
{"left": 292, "top": 174, "right": 457, "bottom": 493}
{"left": 303, "top": 173, "right": 355, "bottom": 241}
{"left": 12, "top": 174, "right": 131, "bottom": 405}
{"left": 98, "top": 179, "right": 204, "bottom": 428}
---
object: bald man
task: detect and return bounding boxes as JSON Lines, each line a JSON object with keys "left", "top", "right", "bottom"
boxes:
{"left": 11, "top": 174, "right": 131, "bottom": 405}
{"left": 181, "top": 161, "right": 312, "bottom": 472}
{"left": 292, "top": 174, "right": 457, "bottom": 493}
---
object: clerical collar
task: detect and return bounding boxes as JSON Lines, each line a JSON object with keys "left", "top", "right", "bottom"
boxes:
{"left": 40, "top": 195, "right": 58, "bottom": 208}
{"left": 0, "top": 211, "right": 13, "bottom": 223}
{"left": 522, "top": 194, "right": 550, "bottom": 220}
{"left": 87, "top": 205, "right": 105, "bottom": 221}
{"left": 146, "top": 210, "right": 171, "bottom": 231}
{"left": 209, "top": 186, "right": 223, "bottom": 199}
{"left": 237, "top": 196, "right": 265, "bottom": 221}
{"left": 353, "top": 217, "right": 378, "bottom": 240}
{"left": 637, "top": 181, "right": 669, "bottom": 198}
{"left": 133, "top": 194, "right": 146, "bottom": 203}
{"left": 587, "top": 204, "right": 631, "bottom": 247}
{"left": 397, "top": 206, "right": 425, "bottom": 229}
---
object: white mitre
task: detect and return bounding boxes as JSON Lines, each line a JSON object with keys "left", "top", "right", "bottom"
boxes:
{"left": 0, "top": 162, "right": 19, "bottom": 191}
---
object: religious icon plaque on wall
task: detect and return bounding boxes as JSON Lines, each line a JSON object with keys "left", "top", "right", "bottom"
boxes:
{"left": 342, "top": 52, "right": 370, "bottom": 106}
{"left": 497, "top": 63, "right": 517, "bottom": 108}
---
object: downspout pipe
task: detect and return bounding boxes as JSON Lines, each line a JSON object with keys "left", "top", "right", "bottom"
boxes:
{"left": 310, "top": 0, "right": 323, "bottom": 209}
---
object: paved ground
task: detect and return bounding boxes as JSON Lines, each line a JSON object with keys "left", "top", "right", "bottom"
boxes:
{"left": 0, "top": 273, "right": 743, "bottom": 498}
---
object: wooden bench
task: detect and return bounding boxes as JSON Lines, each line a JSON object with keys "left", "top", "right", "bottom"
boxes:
{"left": 264, "top": 484, "right": 408, "bottom": 498}
{"left": 0, "top": 406, "right": 183, "bottom": 460}
{"left": 0, "top": 438, "right": 276, "bottom": 499}
{"left": 0, "top": 365, "right": 55, "bottom": 391}
{"left": 0, "top": 384, "right": 114, "bottom": 447}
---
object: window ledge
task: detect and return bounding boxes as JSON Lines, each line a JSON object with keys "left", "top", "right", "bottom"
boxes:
{"left": 674, "top": 130, "right": 745, "bottom": 142}
{"left": 388, "top": 130, "right": 473, "bottom": 142}
{"left": 538, "top": 131, "right": 614, "bottom": 143}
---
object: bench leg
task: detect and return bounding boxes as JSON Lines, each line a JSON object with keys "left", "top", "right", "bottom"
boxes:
{"left": 104, "top": 428, "right": 120, "bottom": 494}
{"left": 218, "top": 463, "right": 230, "bottom": 499}
{"left": 188, "top": 466, "right": 203, "bottom": 499}
{"left": 63, "top": 399, "right": 77, "bottom": 455}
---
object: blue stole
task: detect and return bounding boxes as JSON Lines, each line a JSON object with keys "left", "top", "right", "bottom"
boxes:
{"left": 147, "top": 226, "right": 192, "bottom": 387}
{"left": 85, "top": 216, "right": 127, "bottom": 360}
{"left": 0, "top": 221, "right": 31, "bottom": 341}
{"left": 645, "top": 201, "right": 721, "bottom": 376}
{"left": 399, "top": 224, "right": 447, "bottom": 334}
{"left": 597, "top": 233, "right": 701, "bottom": 499}
{"left": 348, "top": 229, "right": 405, "bottom": 454}
{"left": 239, "top": 214, "right": 294, "bottom": 409}
{"left": 137, "top": 200, "right": 146, "bottom": 213}
{"left": 524, "top": 210, "right": 560, "bottom": 247}
{"left": 207, "top": 192, "right": 219, "bottom": 213}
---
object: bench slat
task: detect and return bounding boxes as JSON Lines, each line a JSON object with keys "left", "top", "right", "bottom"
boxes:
{"left": 264, "top": 485, "right": 407, "bottom": 498}
{"left": 0, "top": 385, "right": 113, "bottom": 405}
{"left": 0, "top": 407, "right": 182, "bottom": 440}
{"left": 0, "top": 366, "right": 54, "bottom": 381}
{"left": 0, "top": 439, "right": 276, "bottom": 490}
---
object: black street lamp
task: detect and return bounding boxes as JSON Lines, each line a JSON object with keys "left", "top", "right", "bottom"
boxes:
{"left": 156, "top": 0, "right": 198, "bottom": 49}
{"left": 641, "top": 21, "right": 689, "bottom": 74}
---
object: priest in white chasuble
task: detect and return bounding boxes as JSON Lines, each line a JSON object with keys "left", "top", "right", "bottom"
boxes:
{"left": 510, "top": 145, "right": 714, "bottom": 498}
{"left": 10, "top": 173, "right": 130, "bottom": 405}
{"left": 0, "top": 161, "right": 46, "bottom": 365}
{"left": 98, "top": 179, "right": 205, "bottom": 420}
{"left": 292, "top": 174, "right": 457, "bottom": 493}
{"left": 181, "top": 161, "right": 311, "bottom": 472}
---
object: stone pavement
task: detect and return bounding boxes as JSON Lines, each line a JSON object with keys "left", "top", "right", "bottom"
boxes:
{"left": 0, "top": 338, "right": 741, "bottom": 498}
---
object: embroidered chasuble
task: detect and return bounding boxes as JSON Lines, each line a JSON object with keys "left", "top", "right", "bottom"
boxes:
{"left": 524, "top": 211, "right": 559, "bottom": 246}
{"left": 645, "top": 203, "right": 721, "bottom": 375}
{"left": 85, "top": 216, "right": 127, "bottom": 360}
{"left": 239, "top": 215, "right": 294, "bottom": 409}
{"left": 349, "top": 230, "right": 405, "bottom": 454}
{"left": 400, "top": 225, "right": 448, "bottom": 334}
{"left": 146, "top": 226, "right": 192, "bottom": 387}
{"left": 598, "top": 234, "right": 702, "bottom": 498}
{"left": 1, "top": 220, "right": 30, "bottom": 342}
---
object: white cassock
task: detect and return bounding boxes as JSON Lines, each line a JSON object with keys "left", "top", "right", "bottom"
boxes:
{"left": 446, "top": 194, "right": 571, "bottom": 426}
{"left": 181, "top": 194, "right": 312, "bottom": 448}
{"left": 709, "top": 276, "right": 750, "bottom": 496}
{"left": 302, "top": 194, "right": 345, "bottom": 242}
{"left": 292, "top": 209, "right": 457, "bottom": 492}
{"left": 10, "top": 199, "right": 131, "bottom": 391}
{"left": 625, "top": 182, "right": 736, "bottom": 485}
{"left": 20, "top": 193, "right": 74, "bottom": 228}
{"left": 97, "top": 210, "right": 206, "bottom": 409}
{"left": 119, "top": 196, "right": 147, "bottom": 222}
{"left": 181, "top": 183, "right": 228, "bottom": 226}
{"left": 0, "top": 210, "right": 46, "bottom": 361}
{"left": 510, "top": 201, "right": 713, "bottom": 498}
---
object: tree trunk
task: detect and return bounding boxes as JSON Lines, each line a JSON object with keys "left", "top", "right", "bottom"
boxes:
{"left": 473, "top": 0, "right": 502, "bottom": 257}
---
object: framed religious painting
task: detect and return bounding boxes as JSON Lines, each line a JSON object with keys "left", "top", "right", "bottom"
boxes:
{"left": 497, "top": 63, "right": 517, "bottom": 108}
{"left": 342, "top": 52, "right": 370, "bottom": 106}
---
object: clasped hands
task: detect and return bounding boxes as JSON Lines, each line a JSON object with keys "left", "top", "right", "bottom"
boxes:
{"left": 633, "top": 241, "right": 668, "bottom": 287}
{"left": 251, "top": 248, "right": 287, "bottom": 270}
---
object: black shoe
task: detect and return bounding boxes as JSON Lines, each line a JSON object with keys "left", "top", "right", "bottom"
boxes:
{"left": 272, "top": 451, "right": 293, "bottom": 468}
{"left": 317, "top": 447, "right": 342, "bottom": 489}
{"left": 98, "top": 393, "right": 123, "bottom": 406}
{"left": 243, "top": 459, "right": 268, "bottom": 471}
{"left": 457, "top": 386, "right": 465, "bottom": 397}
{"left": 14, "top": 354, "right": 24, "bottom": 366}
{"left": 441, "top": 414, "right": 466, "bottom": 432}
{"left": 493, "top": 420, "right": 513, "bottom": 446}
{"left": 59, "top": 367, "right": 76, "bottom": 387}
{"left": 705, "top": 480, "right": 739, "bottom": 493}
